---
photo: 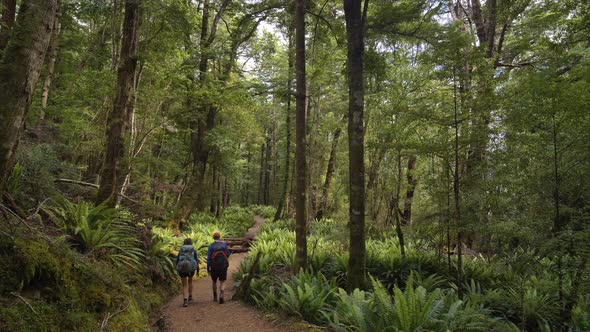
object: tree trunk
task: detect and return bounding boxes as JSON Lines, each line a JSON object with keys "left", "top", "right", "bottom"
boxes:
{"left": 344, "top": 0, "right": 367, "bottom": 290}
{"left": 173, "top": 0, "right": 233, "bottom": 225}
{"left": 257, "top": 141, "right": 265, "bottom": 205}
{"left": 40, "top": 15, "right": 59, "bottom": 120}
{"left": 0, "top": 0, "right": 16, "bottom": 51}
{"left": 453, "top": 66, "right": 463, "bottom": 296}
{"left": 551, "top": 113, "right": 565, "bottom": 313}
{"left": 222, "top": 178, "right": 229, "bottom": 209}
{"left": 117, "top": 61, "right": 143, "bottom": 204}
{"left": 242, "top": 150, "right": 252, "bottom": 206}
{"left": 96, "top": 0, "right": 142, "bottom": 206}
{"left": 264, "top": 133, "right": 272, "bottom": 205}
{"left": 273, "top": 27, "right": 293, "bottom": 221}
{"left": 315, "top": 126, "right": 341, "bottom": 220}
{"left": 294, "top": 0, "right": 307, "bottom": 271}
{"left": 402, "top": 155, "right": 417, "bottom": 225}
{"left": 0, "top": 0, "right": 59, "bottom": 194}
{"left": 111, "top": 0, "right": 121, "bottom": 71}
{"left": 385, "top": 152, "right": 405, "bottom": 257}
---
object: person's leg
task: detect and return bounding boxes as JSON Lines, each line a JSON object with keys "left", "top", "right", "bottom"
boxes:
{"left": 218, "top": 280, "right": 225, "bottom": 304}
{"left": 218, "top": 268, "right": 227, "bottom": 304}
{"left": 211, "top": 278, "right": 218, "bottom": 301}
{"left": 181, "top": 277, "right": 188, "bottom": 307}
{"left": 188, "top": 275, "right": 194, "bottom": 303}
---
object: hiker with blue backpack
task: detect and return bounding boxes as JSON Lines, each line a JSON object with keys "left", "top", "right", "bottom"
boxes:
{"left": 176, "top": 238, "right": 199, "bottom": 307}
{"left": 207, "top": 232, "right": 231, "bottom": 304}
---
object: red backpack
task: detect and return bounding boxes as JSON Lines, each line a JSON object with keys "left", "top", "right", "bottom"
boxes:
{"left": 210, "top": 241, "right": 229, "bottom": 271}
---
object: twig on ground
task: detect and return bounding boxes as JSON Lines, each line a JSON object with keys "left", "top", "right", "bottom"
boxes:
{"left": 10, "top": 293, "right": 39, "bottom": 315}
{"left": 0, "top": 203, "right": 35, "bottom": 231}
{"left": 29, "top": 198, "right": 50, "bottom": 221}
{"left": 100, "top": 303, "right": 130, "bottom": 331}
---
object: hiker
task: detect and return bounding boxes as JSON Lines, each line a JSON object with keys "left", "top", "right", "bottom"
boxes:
{"left": 176, "top": 238, "right": 199, "bottom": 307}
{"left": 207, "top": 232, "right": 231, "bottom": 304}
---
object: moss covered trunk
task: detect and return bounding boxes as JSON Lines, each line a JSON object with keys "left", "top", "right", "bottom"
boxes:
{"left": 0, "top": 0, "right": 16, "bottom": 50}
{"left": 0, "top": 0, "right": 59, "bottom": 194}
{"left": 96, "top": 0, "right": 142, "bottom": 206}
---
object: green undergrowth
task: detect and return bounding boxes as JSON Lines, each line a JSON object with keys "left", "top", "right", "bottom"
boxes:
{"left": 153, "top": 205, "right": 270, "bottom": 261}
{"left": 0, "top": 229, "right": 177, "bottom": 331}
{"left": 0, "top": 196, "right": 180, "bottom": 331}
{"left": 235, "top": 218, "right": 590, "bottom": 331}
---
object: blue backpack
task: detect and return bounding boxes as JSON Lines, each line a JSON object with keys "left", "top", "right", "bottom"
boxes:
{"left": 176, "top": 245, "right": 198, "bottom": 274}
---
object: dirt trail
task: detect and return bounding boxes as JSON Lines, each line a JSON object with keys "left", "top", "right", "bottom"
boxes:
{"left": 151, "top": 216, "right": 294, "bottom": 332}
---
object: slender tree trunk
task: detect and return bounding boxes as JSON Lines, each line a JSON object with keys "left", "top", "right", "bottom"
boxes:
{"left": 0, "top": 0, "right": 16, "bottom": 51}
{"left": 40, "top": 15, "right": 59, "bottom": 120}
{"left": 117, "top": 62, "right": 143, "bottom": 204}
{"left": 0, "top": 0, "right": 59, "bottom": 194}
{"left": 215, "top": 175, "right": 221, "bottom": 217}
{"left": 96, "top": 0, "right": 142, "bottom": 206}
{"left": 222, "top": 178, "right": 229, "bottom": 209}
{"left": 551, "top": 113, "right": 565, "bottom": 314}
{"left": 258, "top": 141, "right": 265, "bottom": 205}
{"left": 453, "top": 67, "right": 463, "bottom": 296}
{"left": 295, "top": 0, "right": 307, "bottom": 271}
{"left": 111, "top": 0, "right": 121, "bottom": 70}
{"left": 389, "top": 152, "right": 405, "bottom": 257}
{"left": 210, "top": 165, "right": 217, "bottom": 214}
{"left": 264, "top": 134, "right": 272, "bottom": 205}
{"left": 402, "top": 155, "right": 417, "bottom": 225}
{"left": 243, "top": 150, "right": 252, "bottom": 206}
{"left": 344, "top": 0, "right": 368, "bottom": 290}
{"left": 173, "top": 0, "right": 233, "bottom": 225}
{"left": 271, "top": 112, "right": 278, "bottom": 205}
{"left": 446, "top": 157, "right": 452, "bottom": 271}
{"left": 273, "top": 28, "right": 293, "bottom": 221}
{"left": 315, "top": 126, "right": 342, "bottom": 220}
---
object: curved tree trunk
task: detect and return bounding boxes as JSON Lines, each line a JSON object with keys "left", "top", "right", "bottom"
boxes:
{"left": 96, "top": 0, "right": 142, "bottom": 206}
{"left": 0, "top": 0, "right": 59, "bottom": 194}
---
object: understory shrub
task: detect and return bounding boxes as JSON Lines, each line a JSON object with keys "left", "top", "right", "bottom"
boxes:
{"left": 0, "top": 220, "right": 177, "bottom": 331}
{"left": 237, "top": 218, "right": 584, "bottom": 331}
{"left": 43, "top": 196, "right": 144, "bottom": 270}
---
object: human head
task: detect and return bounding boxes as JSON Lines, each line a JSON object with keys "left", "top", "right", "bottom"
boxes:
{"left": 213, "top": 232, "right": 220, "bottom": 240}
{"left": 183, "top": 238, "right": 193, "bottom": 245}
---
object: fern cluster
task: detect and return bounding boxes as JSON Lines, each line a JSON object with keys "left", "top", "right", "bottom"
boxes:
{"left": 236, "top": 217, "right": 590, "bottom": 331}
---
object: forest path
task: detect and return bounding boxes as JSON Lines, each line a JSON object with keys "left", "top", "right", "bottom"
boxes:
{"left": 151, "top": 216, "right": 301, "bottom": 332}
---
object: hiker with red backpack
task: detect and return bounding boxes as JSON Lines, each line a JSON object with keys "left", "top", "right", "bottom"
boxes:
{"left": 176, "top": 238, "right": 199, "bottom": 307}
{"left": 207, "top": 232, "right": 231, "bottom": 304}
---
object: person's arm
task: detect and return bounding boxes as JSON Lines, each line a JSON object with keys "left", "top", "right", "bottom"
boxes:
{"left": 224, "top": 242, "right": 231, "bottom": 257}
{"left": 194, "top": 250, "right": 200, "bottom": 273}
{"left": 207, "top": 245, "right": 212, "bottom": 272}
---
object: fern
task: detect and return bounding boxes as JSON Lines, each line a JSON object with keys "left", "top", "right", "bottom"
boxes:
{"left": 43, "top": 196, "right": 144, "bottom": 270}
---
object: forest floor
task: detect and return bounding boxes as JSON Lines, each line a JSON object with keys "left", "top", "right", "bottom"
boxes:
{"left": 151, "top": 216, "right": 316, "bottom": 332}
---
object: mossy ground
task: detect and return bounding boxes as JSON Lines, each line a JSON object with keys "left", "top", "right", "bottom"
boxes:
{"left": 0, "top": 228, "right": 178, "bottom": 331}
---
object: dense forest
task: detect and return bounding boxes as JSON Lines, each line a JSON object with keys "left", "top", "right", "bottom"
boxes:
{"left": 1, "top": 0, "right": 589, "bottom": 331}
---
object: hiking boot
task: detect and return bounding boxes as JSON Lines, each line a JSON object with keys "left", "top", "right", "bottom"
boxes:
{"left": 188, "top": 295, "right": 193, "bottom": 304}
{"left": 183, "top": 298, "right": 188, "bottom": 307}
{"left": 213, "top": 292, "right": 217, "bottom": 302}
{"left": 219, "top": 296, "right": 224, "bottom": 304}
